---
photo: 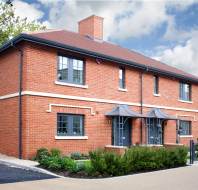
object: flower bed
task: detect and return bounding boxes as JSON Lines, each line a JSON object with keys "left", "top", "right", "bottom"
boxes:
{"left": 35, "top": 146, "right": 188, "bottom": 178}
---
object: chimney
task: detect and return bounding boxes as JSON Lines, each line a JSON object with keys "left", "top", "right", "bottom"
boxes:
{"left": 78, "top": 15, "right": 104, "bottom": 40}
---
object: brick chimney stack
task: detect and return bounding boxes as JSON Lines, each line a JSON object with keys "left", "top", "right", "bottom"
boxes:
{"left": 78, "top": 15, "right": 104, "bottom": 40}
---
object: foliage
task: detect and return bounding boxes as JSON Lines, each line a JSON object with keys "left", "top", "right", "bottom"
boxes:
{"left": 89, "top": 146, "right": 188, "bottom": 176}
{"left": 0, "top": 1, "right": 45, "bottom": 46}
{"left": 89, "top": 149, "right": 125, "bottom": 176}
{"left": 50, "top": 148, "right": 61, "bottom": 157}
{"left": 70, "top": 152, "right": 89, "bottom": 160}
{"left": 35, "top": 147, "right": 50, "bottom": 162}
{"left": 36, "top": 146, "right": 188, "bottom": 177}
{"left": 36, "top": 147, "right": 77, "bottom": 172}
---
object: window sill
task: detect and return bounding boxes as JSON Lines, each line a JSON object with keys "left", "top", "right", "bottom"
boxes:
{"left": 178, "top": 99, "right": 193, "bottom": 104}
{"left": 179, "top": 135, "right": 193, "bottom": 138}
{"left": 55, "top": 136, "right": 88, "bottom": 140}
{"left": 55, "top": 81, "right": 88, "bottom": 89}
{"left": 118, "top": 88, "right": 128, "bottom": 92}
{"left": 153, "top": 93, "right": 160, "bottom": 97}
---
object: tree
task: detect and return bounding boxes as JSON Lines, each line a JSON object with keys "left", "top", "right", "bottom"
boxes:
{"left": 0, "top": 1, "right": 46, "bottom": 46}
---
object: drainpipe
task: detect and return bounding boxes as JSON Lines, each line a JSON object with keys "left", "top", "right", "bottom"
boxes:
{"left": 140, "top": 72, "right": 143, "bottom": 144}
{"left": 11, "top": 42, "right": 23, "bottom": 159}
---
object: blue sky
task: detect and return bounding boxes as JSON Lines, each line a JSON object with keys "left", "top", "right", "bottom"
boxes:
{"left": 10, "top": 0, "right": 198, "bottom": 76}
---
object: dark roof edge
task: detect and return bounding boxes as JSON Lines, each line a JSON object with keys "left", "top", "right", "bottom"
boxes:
{"left": 1, "top": 33, "right": 198, "bottom": 84}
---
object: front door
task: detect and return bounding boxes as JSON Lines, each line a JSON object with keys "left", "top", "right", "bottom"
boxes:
{"left": 112, "top": 117, "right": 131, "bottom": 146}
{"left": 147, "top": 118, "right": 163, "bottom": 144}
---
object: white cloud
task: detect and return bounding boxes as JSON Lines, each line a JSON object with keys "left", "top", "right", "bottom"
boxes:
{"left": 153, "top": 30, "right": 198, "bottom": 76}
{"left": 13, "top": 0, "right": 44, "bottom": 22}
{"left": 37, "top": 0, "right": 197, "bottom": 40}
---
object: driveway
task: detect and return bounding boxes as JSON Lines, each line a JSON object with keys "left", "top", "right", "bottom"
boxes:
{"left": 1, "top": 164, "right": 198, "bottom": 190}
{"left": 0, "top": 163, "right": 57, "bottom": 184}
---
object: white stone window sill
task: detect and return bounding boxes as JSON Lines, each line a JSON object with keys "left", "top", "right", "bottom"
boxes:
{"left": 105, "top": 145, "right": 127, "bottom": 148}
{"left": 55, "top": 81, "right": 88, "bottom": 89}
{"left": 118, "top": 88, "right": 128, "bottom": 92}
{"left": 55, "top": 136, "right": 88, "bottom": 140}
{"left": 179, "top": 135, "right": 193, "bottom": 138}
{"left": 153, "top": 93, "right": 161, "bottom": 97}
{"left": 178, "top": 99, "right": 193, "bottom": 104}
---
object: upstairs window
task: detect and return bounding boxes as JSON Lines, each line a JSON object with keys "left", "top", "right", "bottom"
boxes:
{"left": 179, "top": 82, "right": 191, "bottom": 101}
{"left": 57, "top": 114, "right": 84, "bottom": 136}
{"left": 154, "top": 76, "right": 159, "bottom": 94}
{"left": 58, "top": 55, "right": 84, "bottom": 85}
{"left": 119, "top": 67, "right": 125, "bottom": 89}
{"left": 179, "top": 120, "right": 191, "bottom": 136}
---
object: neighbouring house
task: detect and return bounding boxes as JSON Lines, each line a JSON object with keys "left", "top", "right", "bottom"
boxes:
{"left": 0, "top": 15, "right": 198, "bottom": 159}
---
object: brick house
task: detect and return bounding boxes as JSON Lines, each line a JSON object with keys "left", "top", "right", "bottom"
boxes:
{"left": 0, "top": 15, "right": 198, "bottom": 159}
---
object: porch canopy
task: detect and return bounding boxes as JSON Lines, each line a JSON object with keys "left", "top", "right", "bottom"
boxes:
{"left": 105, "top": 104, "right": 143, "bottom": 118}
{"left": 146, "top": 108, "right": 177, "bottom": 120}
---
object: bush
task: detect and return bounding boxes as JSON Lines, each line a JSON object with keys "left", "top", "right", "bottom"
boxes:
{"left": 89, "top": 146, "right": 188, "bottom": 177}
{"left": 36, "top": 148, "right": 50, "bottom": 162}
{"left": 50, "top": 148, "right": 61, "bottom": 157}
{"left": 37, "top": 148, "right": 77, "bottom": 172}
{"left": 70, "top": 152, "right": 89, "bottom": 160}
{"left": 70, "top": 152, "right": 82, "bottom": 160}
{"left": 89, "top": 149, "right": 125, "bottom": 176}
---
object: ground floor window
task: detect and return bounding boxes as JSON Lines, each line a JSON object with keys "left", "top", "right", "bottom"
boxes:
{"left": 57, "top": 113, "right": 84, "bottom": 136}
{"left": 179, "top": 120, "right": 191, "bottom": 135}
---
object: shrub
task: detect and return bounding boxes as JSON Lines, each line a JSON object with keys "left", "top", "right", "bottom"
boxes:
{"left": 50, "top": 148, "right": 61, "bottom": 157}
{"left": 89, "top": 149, "right": 125, "bottom": 176}
{"left": 36, "top": 148, "right": 50, "bottom": 162}
{"left": 70, "top": 152, "right": 82, "bottom": 160}
{"left": 61, "top": 156, "right": 77, "bottom": 173}
{"left": 89, "top": 146, "right": 188, "bottom": 177}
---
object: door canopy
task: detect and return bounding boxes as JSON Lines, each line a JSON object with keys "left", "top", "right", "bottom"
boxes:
{"left": 146, "top": 108, "right": 177, "bottom": 120}
{"left": 106, "top": 104, "right": 143, "bottom": 118}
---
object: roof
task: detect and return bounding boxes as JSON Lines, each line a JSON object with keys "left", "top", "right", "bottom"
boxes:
{"left": 106, "top": 105, "right": 143, "bottom": 118}
{"left": 146, "top": 108, "right": 177, "bottom": 120}
{"left": 0, "top": 29, "right": 198, "bottom": 83}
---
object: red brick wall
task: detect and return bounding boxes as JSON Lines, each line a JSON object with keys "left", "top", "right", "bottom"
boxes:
{"left": 0, "top": 42, "right": 198, "bottom": 159}
{"left": 0, "top": 49, "right": 20, "bottom": 157}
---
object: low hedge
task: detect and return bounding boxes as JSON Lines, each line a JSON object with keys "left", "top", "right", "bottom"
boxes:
{"left": 36, "top": 146, "right": 188, "bottom": 177}
{"left": 89, "top": 146, "right": 188, "bottom": 176}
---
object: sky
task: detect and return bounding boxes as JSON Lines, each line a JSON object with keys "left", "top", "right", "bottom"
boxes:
{"left": 7, "top": 0, "right": 198, "bottom": 76}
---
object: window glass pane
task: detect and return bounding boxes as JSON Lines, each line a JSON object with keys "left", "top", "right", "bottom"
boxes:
{"left": 57, "top": 114, "right": 68, "bottom": 136}
{"left": 58, "top": 56, "right": 68, "bottom": 81}
{"left": 72, "top": 59, "right": 83, "bottom": 84}
{"left": 179, "top": 121, "right": 191, "bottom": 135}
{"left": 180, "top": 82, "right": 191, "bottom": 101}
{"left": 119, "top": 68, "right": 125, "bottom": 88}
{"left": 73, "top": 116, "right": 83, "bottom": 136}
{"left": 154, "top": 76, "right": 159, "bottom": 94}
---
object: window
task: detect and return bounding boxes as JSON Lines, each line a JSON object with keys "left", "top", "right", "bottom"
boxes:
{"left": 154, "top": 76, "right": 159, "bottom": 94}
{"left": 179, "top": 82, "right": 191, "bottom": 101}
{"left": 57, "top": 114, "right": 84, "bottom": 136}
{"left": 119, "top": 67, "right": 125, "bottom": 89}
{"left": 179, "top": 120, "right": 191, "bottom": 136}
{"left": 58, "top": 55, "right": 84, "bottom": 85}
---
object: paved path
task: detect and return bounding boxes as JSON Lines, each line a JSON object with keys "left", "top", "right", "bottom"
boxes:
{"left": 0, "top": 163, "right": 57, "bottom": 184}
{"left": 1, "top": 164, "right": 198, "bottom": 190}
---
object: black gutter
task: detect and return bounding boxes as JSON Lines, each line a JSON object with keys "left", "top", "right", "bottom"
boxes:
{"left": 11, "top": 42, "right": 23, "bottom": 159}
{"left": 1, "top": 33, "right": 198, "bottom": 84}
